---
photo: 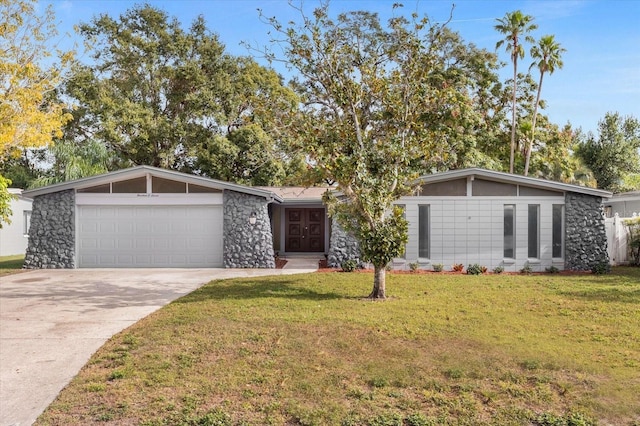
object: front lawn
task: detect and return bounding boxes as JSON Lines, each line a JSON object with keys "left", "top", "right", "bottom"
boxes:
{"left": 0, "top": 254, "right": 24, "bottom": 275}
{"left": 37, "top": 268, "right": 640, "bottom": 425}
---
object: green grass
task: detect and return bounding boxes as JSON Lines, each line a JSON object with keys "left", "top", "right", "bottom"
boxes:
{"left": 0, "top": 254, "right": 24, "bottom": 275}
{"left": 37, "top": 268, "right": 640, "bottom": 425}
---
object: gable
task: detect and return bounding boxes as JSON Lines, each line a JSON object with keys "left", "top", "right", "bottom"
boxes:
{"left": 22, "top": 166, "right": 280, "bottom": 201}
{"left": 414, "top": 168, "right": 610, "bottom": 198}
{"left": 77, "top": 176, "right": 222, "bottom": 194}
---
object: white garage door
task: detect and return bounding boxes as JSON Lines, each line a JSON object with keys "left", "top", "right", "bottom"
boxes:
{"left": 78, "top": 205, "right": 223, "bottom": 268}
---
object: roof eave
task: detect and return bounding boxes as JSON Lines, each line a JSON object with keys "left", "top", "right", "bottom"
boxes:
{"left": 22, "top": 165, "right": 283, "bottom": 202}
{"left": 413, "top": 168, "right": 612, "bottom": 198}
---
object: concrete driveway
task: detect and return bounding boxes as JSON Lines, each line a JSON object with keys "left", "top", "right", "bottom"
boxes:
{"left": 0, "top": 264, "right": 316, "bottom": 426}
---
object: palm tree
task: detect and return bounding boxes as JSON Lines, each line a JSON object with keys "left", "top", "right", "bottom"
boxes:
{"left": 525, "top": 35, "right": 565, "bottom": 176}
{"left": 495, "top": 10, "right": 537, "bottom": 173}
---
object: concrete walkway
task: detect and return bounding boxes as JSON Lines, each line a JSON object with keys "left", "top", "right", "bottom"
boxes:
{"left": 0, "top": 266, "right": 317, "bottom": 426}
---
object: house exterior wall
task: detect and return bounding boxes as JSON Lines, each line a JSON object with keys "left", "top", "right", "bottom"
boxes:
{"left": 327, "top": 218, "right": 361, "bottom": 268}
{"left": 396, "top": 196, "right": 566, "bottom": 272}
{"left": 565, "top": 193, "right": 609, "bottom": 271}
{"left": 23, "top": 190, "right": 75, "bottom": 268}
{"left": 223, "top": 190, "right": 275, "bottom": 268}
{"left": 0, "top": 192, "right": 32, "bottom": 256}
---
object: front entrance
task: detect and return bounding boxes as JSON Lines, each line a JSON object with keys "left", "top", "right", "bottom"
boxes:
{"left": 285, "top": 208, "right": 325, "bottom": 252}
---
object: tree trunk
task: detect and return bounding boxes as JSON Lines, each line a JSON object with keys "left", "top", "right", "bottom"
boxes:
{"left": 524, "top": 72, "right": 544, "bottom": 176}
{"left": 368, "top": 265, "right": 386, "bottom": 299}
{"left": 509, "top": 56, "right": 518, "bottom": 174}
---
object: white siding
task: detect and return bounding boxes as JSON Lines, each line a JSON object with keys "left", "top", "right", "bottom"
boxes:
{"left": 0, "top": 193, "right": 32, "bottom": 256}
{"left": 397, "top": 196, "right": 565, "bottom": 271}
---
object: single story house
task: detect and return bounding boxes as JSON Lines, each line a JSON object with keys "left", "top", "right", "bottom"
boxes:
{"left": 22, "top": 166, "right": 611, "bottom": 271}
{"left": 0, "top": 189, "right": 33, "bottom": 256}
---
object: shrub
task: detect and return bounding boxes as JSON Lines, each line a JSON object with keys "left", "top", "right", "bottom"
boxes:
{"left": 591, "top": 261, "right": 611, "bottom": 275}
{"left": 341, "top": 259, "right": 358, "bottom": 272}
{"left": 520, "top": 263, "right": 533, "bottom": 275}
{"left": 452, "top": 263, "right": 464, "bottom": 272}
{"left": 545, "top": 266, "right": 560, "bottom": 274}
{"left": 493, "top": 266, "right": 504, "bottom": 274}
{"left": 409, "top": 262, "right": 419, "bottom": 272}
{"left": 466, "top": 264, "right": 484, "bottom": 275}
{"left": 432, "top": 263, "right": 443, "bottom": 272}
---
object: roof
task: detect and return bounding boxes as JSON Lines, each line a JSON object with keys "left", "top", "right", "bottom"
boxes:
{"left": 257, "top": 186, "right": 331, "bottom": 203}
{"left": 413, "top": 168, "right": 612, "bottom": 198}
{"left": 22, "top": 166, "right": 284, "bottom": 202}
{"left": 8, "top": 188, "right": 32, "bottom": 201}
{"left": 608, "top": 190, "right": 640, "bottom": 203}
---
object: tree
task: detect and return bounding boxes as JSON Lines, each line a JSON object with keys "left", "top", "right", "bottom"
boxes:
{"left": 66, "top": 4, "right": 298, "bottom": 184}
{"left": 525, "top": 35, "right": 565, "bottom": 176}
{"left": 0, "top": 0, "right": 74, "bottom": 225}
{"left": 495, "top": 10, "right": 537, "bottom": 173}
{"left": 575, "top": 112, "right": 640, "bottom": 192}
{"left": 29, "top": 139, "right": 112, "bottom": 188}
{"left": 260, "top": 3, "right": 461, "bottom": 298}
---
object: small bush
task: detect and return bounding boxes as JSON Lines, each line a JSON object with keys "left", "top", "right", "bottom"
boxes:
{"left": 466, "top": 264, "right": 484, "bottom": 275}
{"left": 545, "top": 266, "right": 560, "bottom": 274}
{"left": 493, "top": 266, "right": 504, "bottom": 274}
{"left": 432, "top": 263, "right": 443, "bottom": 272}
{"left": 341, "top": 259, "right": 358, "bottom": 272}
{"left": 409, "top": 262, "right": 419, "bottom": 272}
{"left": 591, "top": 262, "right": 611, "bottom": 275}
{"left": 452, "top": 263, "right": 464, "bottom": 272}
{"left": 520, "top": 263, "right": 533, "bottom": 275}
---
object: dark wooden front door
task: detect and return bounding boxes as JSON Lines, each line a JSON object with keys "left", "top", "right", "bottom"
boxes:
{"left": 285, "top": 208, "right": 325, "bottom": 252}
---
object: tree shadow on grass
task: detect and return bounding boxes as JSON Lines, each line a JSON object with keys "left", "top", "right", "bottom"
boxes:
{"left": 175, "top": 278, "right": 345, "bottom": 303}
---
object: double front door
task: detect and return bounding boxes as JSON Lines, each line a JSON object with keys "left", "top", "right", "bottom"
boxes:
{"left": 285, "top": 208, "right": 325, "bottom": 252}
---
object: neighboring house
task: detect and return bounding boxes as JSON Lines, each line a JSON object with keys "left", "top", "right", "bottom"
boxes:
{"left": 22, "top": 166, "right": 611, "bottom": 271}
{"left": 604, "top": 191, "right": 640, "bottom": 218}
{"left": 0, "top": 189, "right": 33, "bottom": 257}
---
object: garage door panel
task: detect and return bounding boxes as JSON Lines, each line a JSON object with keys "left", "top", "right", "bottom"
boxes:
{"left": 78, "top": 205, "right": 223, "bottom": 268}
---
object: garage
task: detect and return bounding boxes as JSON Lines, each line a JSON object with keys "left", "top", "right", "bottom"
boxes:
{"left": 77, "top": 205, "right": 223, "bottom": 268}
{"left": 21, "top": 165, "right": 281, "bottom": 269}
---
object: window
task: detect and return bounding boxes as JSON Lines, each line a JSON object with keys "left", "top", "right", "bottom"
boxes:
{"left": 152, "top": 176, "right": 186, "bottom": 193}
{"left": 23, "top": 210, "right": 31, "bottom": 236}
{"left": 504, "top": 205, "right": 515, "bottom": 258}
{"left": 112, "top": 177, "right": 147, "bottom": 193}
{"left": 418, "top": 205, "right": 430, "bottom": 258}
{"left": 396, "top": 204, "right": 406, "bottom": 259}
{"left": 528, "top": 205, "right": 540, "bottom": 258}
{"left": 552, "top": 204, "right": 564, "bottom": 258}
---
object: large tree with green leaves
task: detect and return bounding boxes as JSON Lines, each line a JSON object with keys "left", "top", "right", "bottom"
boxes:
{"left": 575, "top": 112, "right": 640, "bottom": 192}
{"left": 65, "top": 4, "right": 298, "bottom": 184}
{"left": 0, "top": 0, "right": 74, "bottom": 225}
{"left": 525, "top": 34, "right": 565, "bottom": 176}
{"left": 260, "top": 3, "right": 466, "bottom": 298}
{"left": 495, "top": 10, "right": 537, "bottom": 174}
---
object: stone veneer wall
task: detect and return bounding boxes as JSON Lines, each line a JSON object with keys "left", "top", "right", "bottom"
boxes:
{"left": 564, "top": 192, "right": 609, "bottom": 271}
{"left": 23, "top": 190, "right": 75, "bottom": 269}
{"left": 223, "top": 190, "right": 275, "bottom": 268}
{"left": 327, "top": 218, "right": 361, "bottom": 268}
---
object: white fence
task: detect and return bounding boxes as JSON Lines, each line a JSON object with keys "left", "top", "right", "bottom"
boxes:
{"left": 605, "top": 215, "right": 634, "bottom": 265}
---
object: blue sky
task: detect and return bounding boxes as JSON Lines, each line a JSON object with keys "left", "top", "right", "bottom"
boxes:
{"left": 48, "top": 0, "right": 640, "bottom": 134}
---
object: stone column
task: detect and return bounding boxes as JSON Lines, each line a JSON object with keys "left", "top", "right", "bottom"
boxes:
{"left": 23, "top": 190, "right": 75, "bottom": 269}
{"left": 223, "top": 190, "right": 276, "bottom": 268}
{"left": 327, "top": 218, "right": 361, "bottom": 268}
{"left": 564, "top": 192, "right": 609, "bottom": 271}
